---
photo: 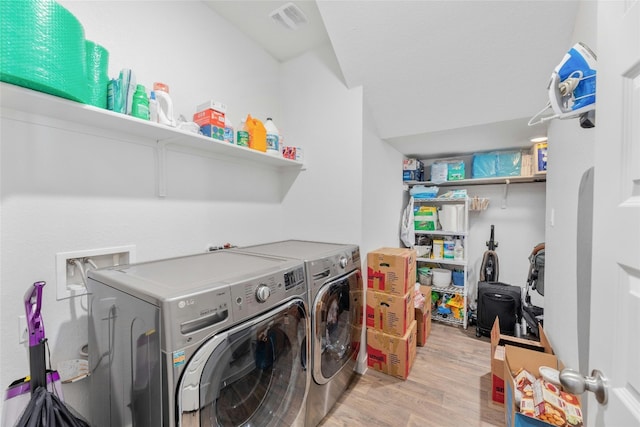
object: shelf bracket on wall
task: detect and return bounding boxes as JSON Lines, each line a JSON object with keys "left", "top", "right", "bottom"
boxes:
{"left": 156, "top": 140, "right": 168, "bottom": 197}
{"left": 501, "top": 179, "right": 510, "bottom": 209}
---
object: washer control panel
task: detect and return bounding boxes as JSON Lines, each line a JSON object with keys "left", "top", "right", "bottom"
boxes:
{"left": 230, "top": 265, "right": 306, "bottom": 321}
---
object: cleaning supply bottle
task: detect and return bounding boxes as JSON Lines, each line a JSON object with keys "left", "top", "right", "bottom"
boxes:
{"left": 224, "top": 116, "right": 234, "bottom": 144}
{"left": 236, "top": 117, "right": 249, "bottom": 147}
{"left": 246, "top": 114, "right": 266, "bottom": 152}
{"left": 454, "top": 239, "right": 464, "bottom": 261}
{"left": 130, "top": 84, "right": 149, "bottom": 120}
{"left": 148, "top": 91, "right": 158, "bottom": 123}
{"left": 264, "top": 117, "right": 280, "bottom": 156}
{"left": 153, "top": 82, "right": 176, "bottom": 127}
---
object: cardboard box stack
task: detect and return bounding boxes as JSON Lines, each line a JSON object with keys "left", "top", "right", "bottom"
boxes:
{"left": 366, "top": 248, "right": 417, "bottom": 380}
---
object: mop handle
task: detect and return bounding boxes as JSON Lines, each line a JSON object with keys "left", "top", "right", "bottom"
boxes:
{"left": 24, "top": 281, "right": 46, "bottom": 347}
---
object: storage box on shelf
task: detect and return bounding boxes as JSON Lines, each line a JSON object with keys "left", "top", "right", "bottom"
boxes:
{"left": 412, "top": 196, "right": 469, "bottom": 329}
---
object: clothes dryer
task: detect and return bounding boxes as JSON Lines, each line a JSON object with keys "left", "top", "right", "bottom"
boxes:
{"left": 87, "top": 250, "right": 309, "bottom": 427}
{"left": 232, "top": 240, "right": 363, "bottom": 427}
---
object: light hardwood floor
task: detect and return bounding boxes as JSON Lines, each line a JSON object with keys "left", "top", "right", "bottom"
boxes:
{"left": 320, "top": 322, "right": 505, "bottom": 427}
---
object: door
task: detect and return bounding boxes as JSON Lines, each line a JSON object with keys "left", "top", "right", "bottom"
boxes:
{"left": 584, "top": 1, "right": 640, "bottom": 425}
{"left": 177, "top": 299, "right": 308, "bottom": 427}
{"left": 313, "top": 270, "right": 362, "bottom": 384}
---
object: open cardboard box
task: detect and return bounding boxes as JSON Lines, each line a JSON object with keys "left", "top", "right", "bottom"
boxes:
{"left": 504, "top": 345, "right": 581, "bottom": 427}
{"left": 491, "top": 316, "right": 553, "bottom": 404}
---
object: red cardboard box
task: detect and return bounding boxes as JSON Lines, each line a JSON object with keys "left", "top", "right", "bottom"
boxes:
{"left": 367, "top": 247, "right": 416, "bottom": 296}
{"left": 193, "top": 109, "right": 225, "bottom": 128}
{"left": 367, "top": 320, "right": 417, "bottom": 380}
{"left": 366, "top": 289, "right": 415, "bottom": 337}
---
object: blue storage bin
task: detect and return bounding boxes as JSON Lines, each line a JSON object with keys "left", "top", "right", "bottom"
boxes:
{"left": 496, "top": 151, "right": 522, "bottom": 177}
{"left": 452, "top": 270, "right": 464, "bottom": 287}
{"left": 472, "top": 152, "right": 497, "bottom": 178}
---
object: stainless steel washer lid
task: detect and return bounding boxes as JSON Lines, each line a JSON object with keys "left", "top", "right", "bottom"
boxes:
{"left": 87, "top": 250, "right": 302, "bottom": 305}
{"left": 236, "top": 240, "right": 356, "bottom": 261}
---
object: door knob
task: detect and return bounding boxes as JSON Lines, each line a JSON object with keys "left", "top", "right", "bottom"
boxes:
{"left": 559, "top": 368, "right": 608, "bottom": 404}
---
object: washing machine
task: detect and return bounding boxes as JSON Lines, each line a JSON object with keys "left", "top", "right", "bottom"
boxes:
{"left": 232, "top": 240, "right": 363, "bottom": 427}
{"left": 86, "top": 250, "right": 309, "bottom": 427}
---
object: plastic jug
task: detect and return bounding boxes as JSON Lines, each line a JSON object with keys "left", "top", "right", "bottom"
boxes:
{"left": 245, "top": 115, "right": 266, "bottom": 152}
{"left": 154, "top": 90, "right": 176, "bottom": 127}
{"left": 264, "top": 117, "right": 280, "bottom": 156}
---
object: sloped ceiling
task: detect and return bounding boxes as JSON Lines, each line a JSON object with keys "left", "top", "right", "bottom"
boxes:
{"left": 205, "top": 1, "right": 581, "bottom": 158}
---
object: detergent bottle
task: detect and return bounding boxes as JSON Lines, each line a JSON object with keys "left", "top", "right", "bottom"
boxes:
{"left": 130, "top": 84, "right": 149, "bottom": 120}
{"left": 246, "top": 115, "right": 266, "bottom": 152}
{"left": 264, "top": 117, "right": 280, "bottom": 156}
{"left": 153, "top": 82, "right": 176, "bottom": 127}
{"left": 236, "top": 117, "right": 249, "bottom": 147}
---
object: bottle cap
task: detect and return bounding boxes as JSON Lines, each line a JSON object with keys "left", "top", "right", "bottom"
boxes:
{"left": 153, "top": 82, "right": 169, "bottom": 93}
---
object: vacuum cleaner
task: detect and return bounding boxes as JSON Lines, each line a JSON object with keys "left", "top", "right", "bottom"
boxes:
{"left": 529, "top": 42, "right": 597, "bottom": 127}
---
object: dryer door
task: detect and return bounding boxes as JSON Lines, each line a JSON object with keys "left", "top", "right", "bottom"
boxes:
{"left": 177, "top": 298, "right": 308, "bottom": 427}
{"left": 312, "top": 269, "right": 363, "bottom": 384}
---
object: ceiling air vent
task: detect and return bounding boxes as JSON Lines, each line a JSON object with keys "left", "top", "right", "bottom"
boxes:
{"left": 269, "top": 2, "right": 308, "bottom": 31}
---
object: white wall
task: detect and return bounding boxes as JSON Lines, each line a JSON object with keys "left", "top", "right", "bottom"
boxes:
{"left": 279, "top": 45, "right": 364, "bottom": 245}
{"left": 543, "top": 0, "right": 597, "bottom": 371}
{"left": 361, "top": 104, "right": 405, "bottom": 256}
{"left": 1, "top": 1, "right": 285, "bottom": 421}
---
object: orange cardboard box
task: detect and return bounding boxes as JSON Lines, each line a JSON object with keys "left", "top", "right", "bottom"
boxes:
{"left": 367, "top": 320, "right": 417, "bottom": 380}
{"left": 367, "top": 247, "right": 416, "bottom": 296}
{"left": 366, "top": 289, "right": 415, "bottom": 337}
{"left": 491, "top": 316, "right": 553, "bottom": 404}
{"left": 416, "top": 285, "right": 432, "bottom": 346}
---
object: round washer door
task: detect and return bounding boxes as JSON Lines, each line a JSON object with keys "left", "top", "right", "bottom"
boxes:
{"left": 178, "top": 298, "right": 308, "bottom": 427}
{"left": 312, "top": 269, "right": 362, "bottom": 384}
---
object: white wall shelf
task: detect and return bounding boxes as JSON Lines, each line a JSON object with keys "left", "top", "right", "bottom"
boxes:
{"left": 404, "top": 175, "right": 546, "bottom": 187}
{"left": 0, "top": 83, "right": 305, "bottom": 172}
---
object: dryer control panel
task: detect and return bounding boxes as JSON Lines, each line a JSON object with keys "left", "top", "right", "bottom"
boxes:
{"left": 230, "top": 265, "right": 306, "bottom": 322}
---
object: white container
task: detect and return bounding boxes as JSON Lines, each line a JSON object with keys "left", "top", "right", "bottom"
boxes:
{"left": 431, "top": 268, "right": 452, "bottom": 288}
{"left": 444, "top": 238, "right": 454, "bottom": 259}
{"left": 155, "top": 90, "right": 176, "bottom": 127}
{"left": 264, "top": 117, "right": 280, "bottom": 156}
{"left": 454, "top": 239, "right": 464, "bottom": 261}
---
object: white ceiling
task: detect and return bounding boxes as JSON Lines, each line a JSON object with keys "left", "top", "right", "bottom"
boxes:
{"left": 204, "top": 1, "right": 581, "bottom": 158}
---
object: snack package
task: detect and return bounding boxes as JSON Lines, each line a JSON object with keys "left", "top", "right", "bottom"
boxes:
{"left": 533, "top": 379, "right": 566, "bottom": 426}
{"left": 560, "top": 391, "right": 584, "bottom": 427}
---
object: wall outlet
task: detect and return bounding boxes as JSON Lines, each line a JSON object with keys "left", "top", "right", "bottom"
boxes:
{"left": 18, "top": 315, "right": 27, "bottom": 344}
{"left": 56, "top": 245, "right": 136, "bottom": 300}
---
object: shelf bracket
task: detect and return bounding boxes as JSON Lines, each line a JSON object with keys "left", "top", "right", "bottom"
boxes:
{"left": 501, "top": 179, "right": 510, "bottom": 209}
{"left": 156, "top": 141, "right": 168, "bottom": 198}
